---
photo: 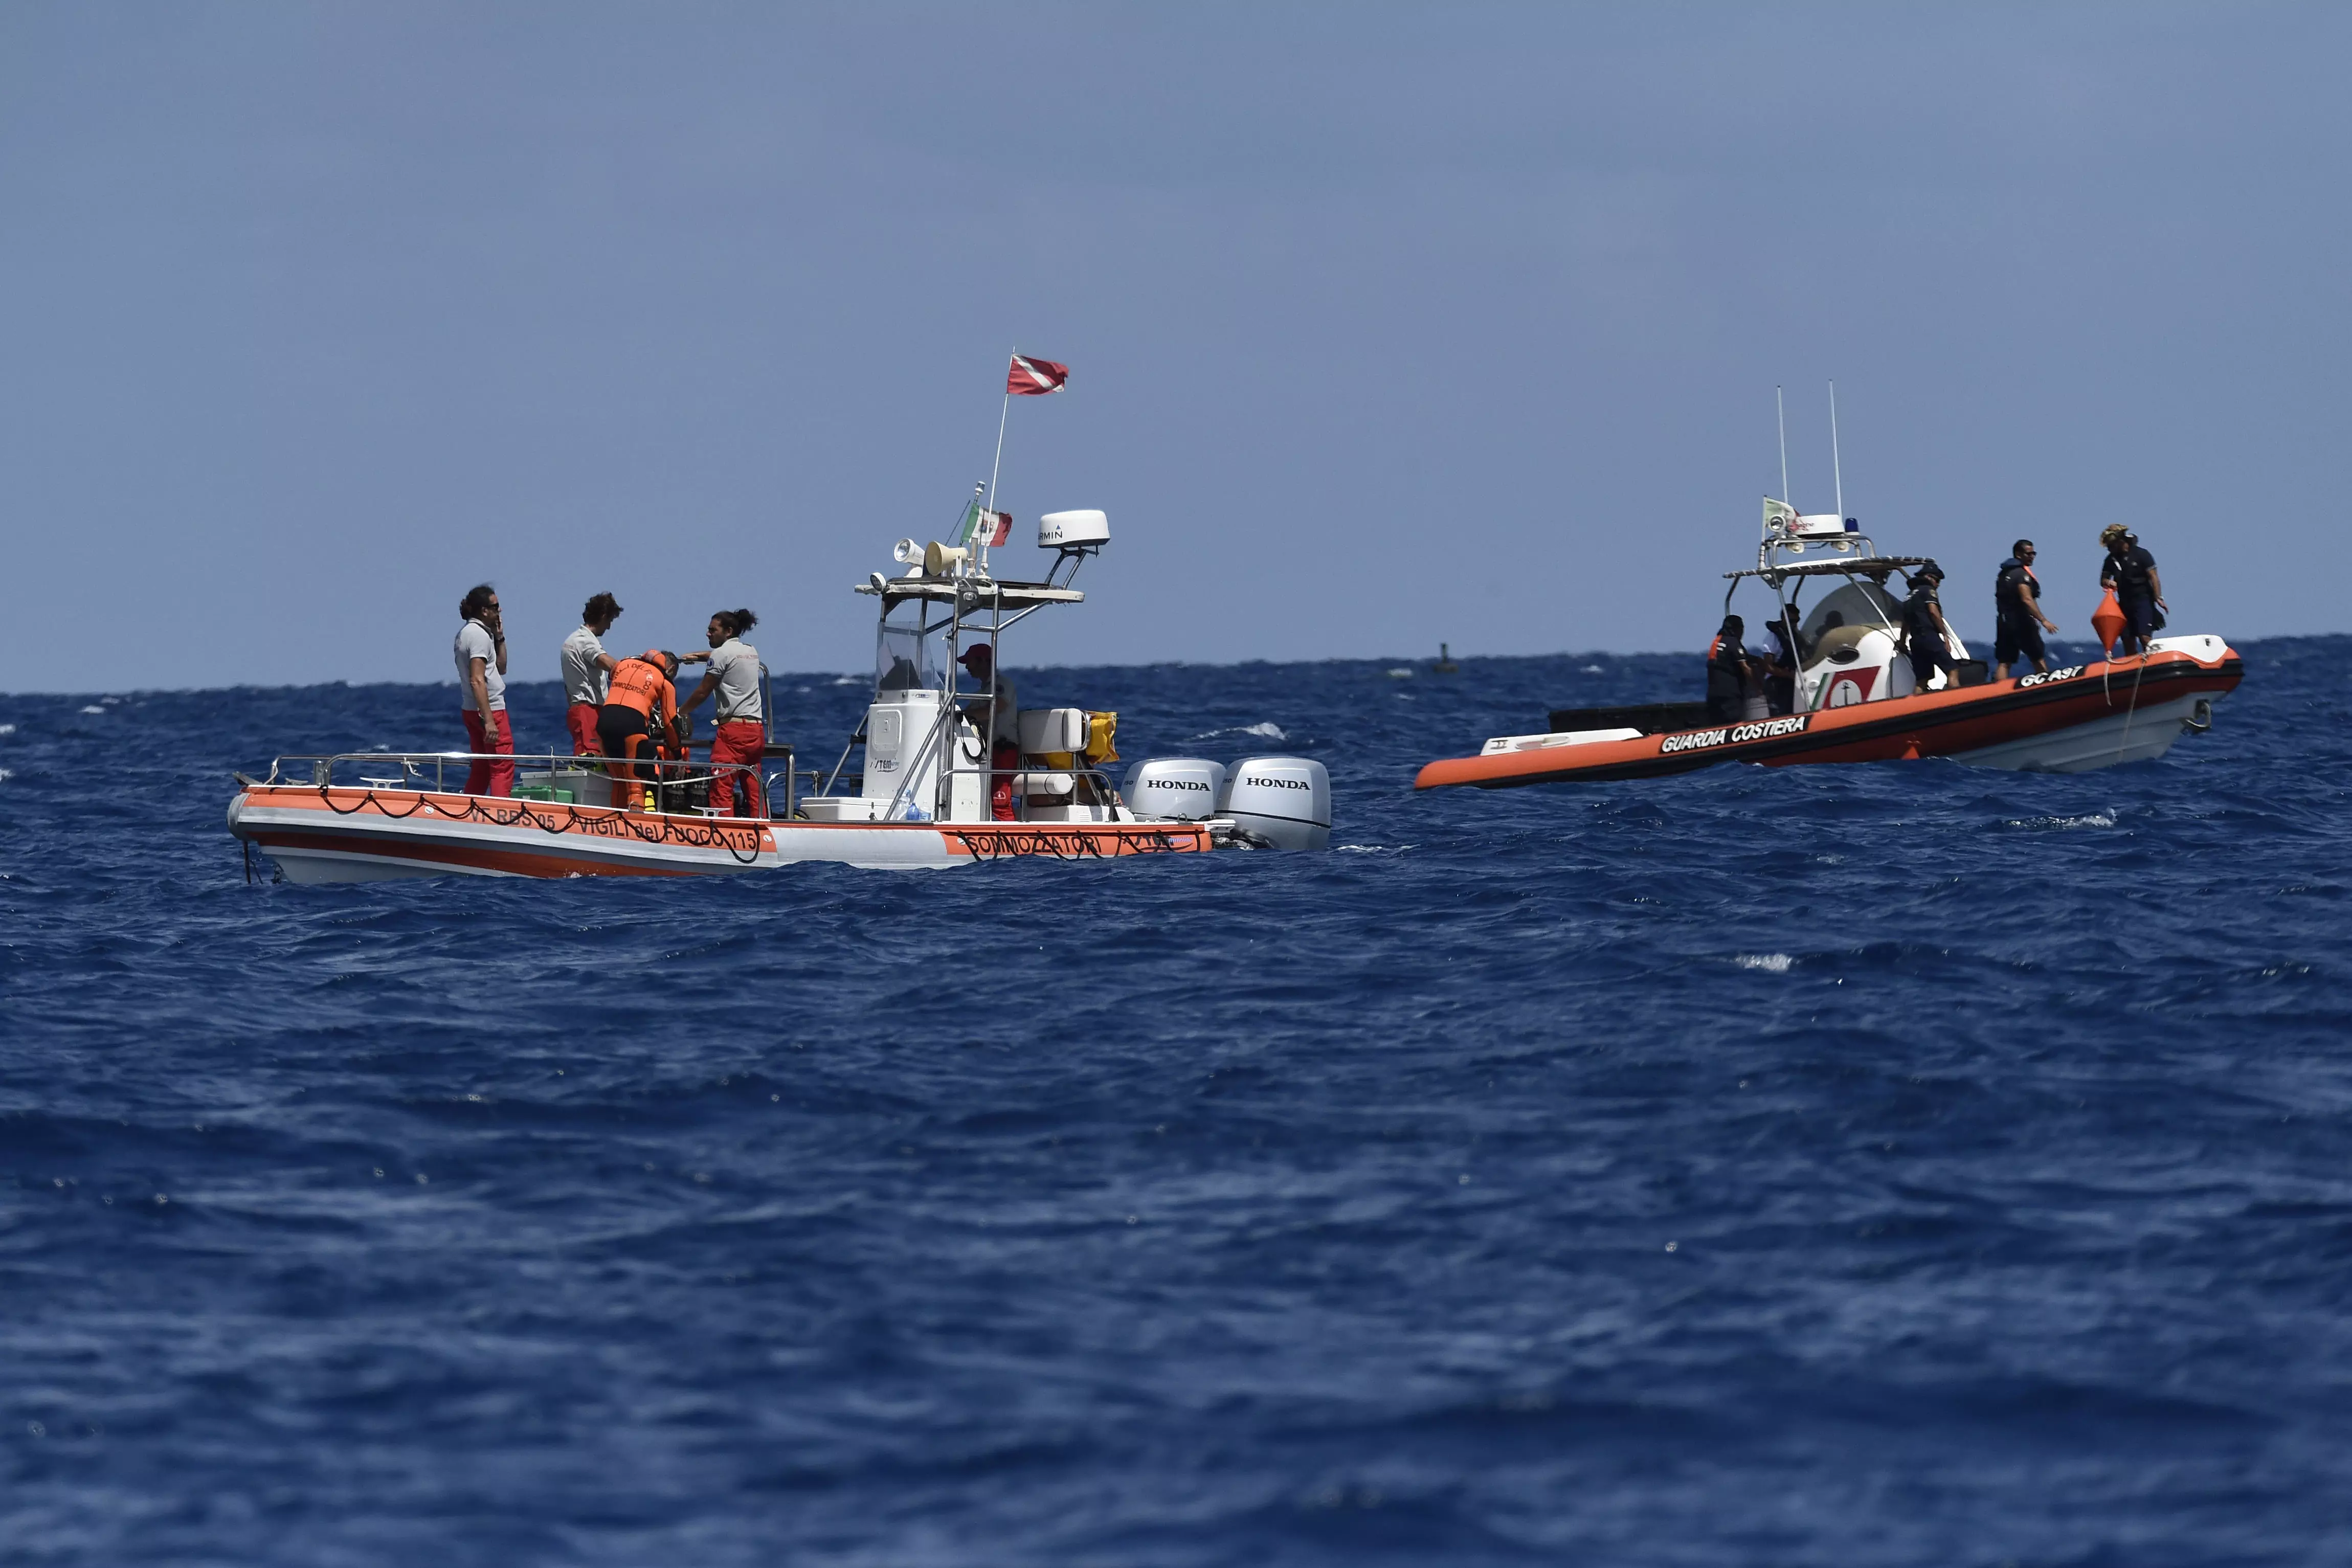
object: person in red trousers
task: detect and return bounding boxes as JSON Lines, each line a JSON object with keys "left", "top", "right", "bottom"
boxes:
{"left": 454, "top": 583, "right": 514, "bottom": 796}
{"left": 680, "top": 609, "right": 767, "bottom": 817}
{"left": 955, "top": 643, "right": 1019, "bottom": 820}
{"left": 560, "top": 592, "right": 623, "bottom": 755}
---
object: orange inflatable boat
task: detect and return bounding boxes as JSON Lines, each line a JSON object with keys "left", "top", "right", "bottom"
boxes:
{"left": 1416, "top": 505, "right": 2242, "bottom": 790}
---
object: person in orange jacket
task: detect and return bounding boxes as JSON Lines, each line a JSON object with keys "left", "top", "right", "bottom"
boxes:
{"left": 596, "top": 650, "right": 683, "bottom": 810}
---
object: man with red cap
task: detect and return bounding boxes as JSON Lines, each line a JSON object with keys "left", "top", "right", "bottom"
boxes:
{"left": 958, "top": 643, "right": 1019, "bottom": 820}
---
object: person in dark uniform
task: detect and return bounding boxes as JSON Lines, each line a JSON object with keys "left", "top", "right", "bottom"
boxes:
{"left": 1900, "top": 561, "right": 1955, "bottom": 692}
{"left": 1705, "top": 615, "right": 1752, "bottom": 723}
{"left": 2098, "top": 524, "right": 2167, "bottom": 656}
{"left": 1992, "top": 539, "right": 2060, "bottom": 681}
{"left": 1759, "top": 613, "right": 1799, "bottom": 715}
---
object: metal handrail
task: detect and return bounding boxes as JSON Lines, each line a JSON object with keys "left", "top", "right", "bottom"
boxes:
{"left": 835, "top": 541, "right": 1121, "bottom": 826}
{"left": 252, "top": 748, "right": 792, "bottom": 819}
{"left": 936, "top": 756, "right": 1129, "bottom": 823}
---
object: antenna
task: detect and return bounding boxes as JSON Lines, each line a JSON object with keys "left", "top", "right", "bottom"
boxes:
{"left": 1829, "top": 380, "right": 1844, "bottom": 519}
{"left": 1776, "top": 386, "right": 1790, "bottom": 504}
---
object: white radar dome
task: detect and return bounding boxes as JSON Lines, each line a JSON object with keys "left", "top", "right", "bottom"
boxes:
{"left": 1039, "top": 509, "right": 1109, "bottom": 548}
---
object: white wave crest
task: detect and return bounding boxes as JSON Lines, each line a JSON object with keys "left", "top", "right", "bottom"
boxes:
{"left": 0, "top": 723, "right": 14, "bottom": 736}
{"left": 1736, "top": 953, "right": 1794, "bottom": 972}
{"left": 0, "top": 767, "right": 12, "bottom": 782}
{"left": 79, "top": 705, "right": 105, "bottom": 715}
{"left": 2010, "top": 811, "right": 2118, "bottom": 831}
{"left": 831, "top": 675, "right": 863, "bottom": 686}
{"left": 1581, "top": 664, "right": 1606, "bottom": 674}
{"left": 1189, "top": 722, "right": 1288, "bottom": 742}
{"left": 1335, "top": 843, "right": 1414, "bottom": 855}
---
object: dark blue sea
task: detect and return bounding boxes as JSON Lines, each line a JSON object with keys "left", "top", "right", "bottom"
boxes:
{"left": 5, "top": 639, "right": 2350, "bottom": 1566}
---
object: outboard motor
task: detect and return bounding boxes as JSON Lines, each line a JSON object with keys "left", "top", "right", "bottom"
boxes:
{"left": 1126, "top": 758, "right": 1225, "bottom": 821}
{"left": 1219, "top": 755, "right": 1332, "bottom": 850}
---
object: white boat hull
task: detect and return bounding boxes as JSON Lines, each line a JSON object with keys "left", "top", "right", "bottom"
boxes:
{"left": 1951, "top": 692, "right": 2219, "bottom": 773}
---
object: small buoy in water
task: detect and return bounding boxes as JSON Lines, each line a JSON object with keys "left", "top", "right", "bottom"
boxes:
{"left": 2091, "top": 588, "right": 2127, "bottom": 657}
{"left": 1433, "top": 641, "right": 1459, "bottom": 674}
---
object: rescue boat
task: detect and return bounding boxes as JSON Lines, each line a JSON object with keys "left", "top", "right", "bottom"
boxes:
{"left": 229, "top": 497, "right": 1331, "bottom": 882}
{"left": 1415, "top": 504, "right": 2243, "bottom": 792}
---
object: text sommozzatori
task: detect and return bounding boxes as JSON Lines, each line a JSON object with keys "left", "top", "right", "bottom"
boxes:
{"left": 1657, "top": 715, "right": 1811, "bottom": 756}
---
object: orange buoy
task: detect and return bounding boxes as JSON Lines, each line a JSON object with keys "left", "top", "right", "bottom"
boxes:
{"left": 2091, "top": 587, "right": 2127, "bottom": 656}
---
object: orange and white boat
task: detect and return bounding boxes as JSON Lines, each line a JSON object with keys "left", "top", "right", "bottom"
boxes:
{"left": 227, "top": 765, "right": 784, "bottom": 881}
{"left": 1416, "top": 503, "right": 2243, "bottom": 793}
{"left": 230, "top": 496, "right": 1329, "bottom": 882}
{"left": 223, "top": 760, "right": 1231, "bottom": 882}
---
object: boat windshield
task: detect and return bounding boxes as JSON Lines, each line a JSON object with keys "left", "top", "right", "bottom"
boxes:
{"left": 1799, "top": 580, "right": 1903, "bottom": 642}
{"left": 874, "top": 607, "right": 939, "bottom": 693}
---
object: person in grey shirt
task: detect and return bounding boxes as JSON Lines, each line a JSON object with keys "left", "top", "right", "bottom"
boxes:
{"left": 453, "top": 583, "right": 513, "bottom": 796}
{"left": 680, "top": 609, "right": 766, "bottom": 816}
{"left": 561, "top": 592, "right": 623, "bottom": 755}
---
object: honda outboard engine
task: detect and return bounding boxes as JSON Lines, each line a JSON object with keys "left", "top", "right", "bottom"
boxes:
{"left": 1219, "top": 756, "right": 1331, "bottom": 850}
{"left": 1126, "top": 758, "right": 1225, "bottom": 821}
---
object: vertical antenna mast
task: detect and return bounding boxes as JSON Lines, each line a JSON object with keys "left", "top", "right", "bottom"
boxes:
{"left": 1829, "top": 380, "right": 1844, "bottom": 519}
{"left": 1776, "top": 386, "right": 1790, "bottom": 504}
{"left": 983, "top": 348, "right": 1015, "bottom": 576}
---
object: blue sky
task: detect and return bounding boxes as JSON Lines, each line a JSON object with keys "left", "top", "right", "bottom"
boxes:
{"left": 3, "top": 4, "right": 2344, "bottom": 692}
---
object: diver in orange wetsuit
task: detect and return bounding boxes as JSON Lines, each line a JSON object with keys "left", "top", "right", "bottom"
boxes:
{"left": 597, "top": 651, "right": 683, "bottom": 810}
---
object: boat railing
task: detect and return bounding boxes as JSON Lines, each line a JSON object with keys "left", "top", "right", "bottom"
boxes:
{"left": 252, "top": 748, "right": 800, "bottom": 820}
{"left": 938, "top": 756, "right": 1129, "bottom": 823}
{"left": 828, "top": 744, "right": 1127, "bottom": 824}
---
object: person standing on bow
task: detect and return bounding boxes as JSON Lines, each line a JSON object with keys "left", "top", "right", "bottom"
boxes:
{"left": 561, "top": 592, "right": 623, "bottom": 756}
{"left": 454, "top": 583, "right": 514, "bottom": 796}
{"left": 679, "top": 609, "right": 766, "bottom": 817}
{"left": 597, "top": 649, "right": 683, "bottom": 811}
{"left": 1992, "top": 540, "right": 2059, "bottom": 682}
{"left": 2098, "top": 525, "right": 2166, "bottom": 656}
{"left": 1901, "top": 562, "right": 1956, "bottom": 692}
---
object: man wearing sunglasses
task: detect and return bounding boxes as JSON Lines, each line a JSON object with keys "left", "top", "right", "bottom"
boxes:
{"left": 454, "top": 583, "right": 513, "bottom": 796}
{"left": 1992, "top": 539, "right": 2059, "bottom": 682}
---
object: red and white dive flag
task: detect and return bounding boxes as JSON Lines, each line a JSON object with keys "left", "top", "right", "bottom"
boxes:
{"left": 1006, "top": 353, "right": 1069, "bottom": 395}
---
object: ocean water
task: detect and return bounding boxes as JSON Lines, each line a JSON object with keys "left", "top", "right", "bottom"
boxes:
{"left": 4, "top": 638, "right": 2349, "bottom": 1566}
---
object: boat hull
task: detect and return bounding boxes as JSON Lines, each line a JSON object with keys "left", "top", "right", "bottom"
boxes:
{"left": 229, "top": 787, "right": 782, "bottom": 882}
{"left": 769, "top": 820, "right": 1213, "bottom": 869}
{"left": 229, "top": 786, "right": 1214, "bottom": 882}
{"left": 1415, "top": 645, "right": 2244, "bottom": 790}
